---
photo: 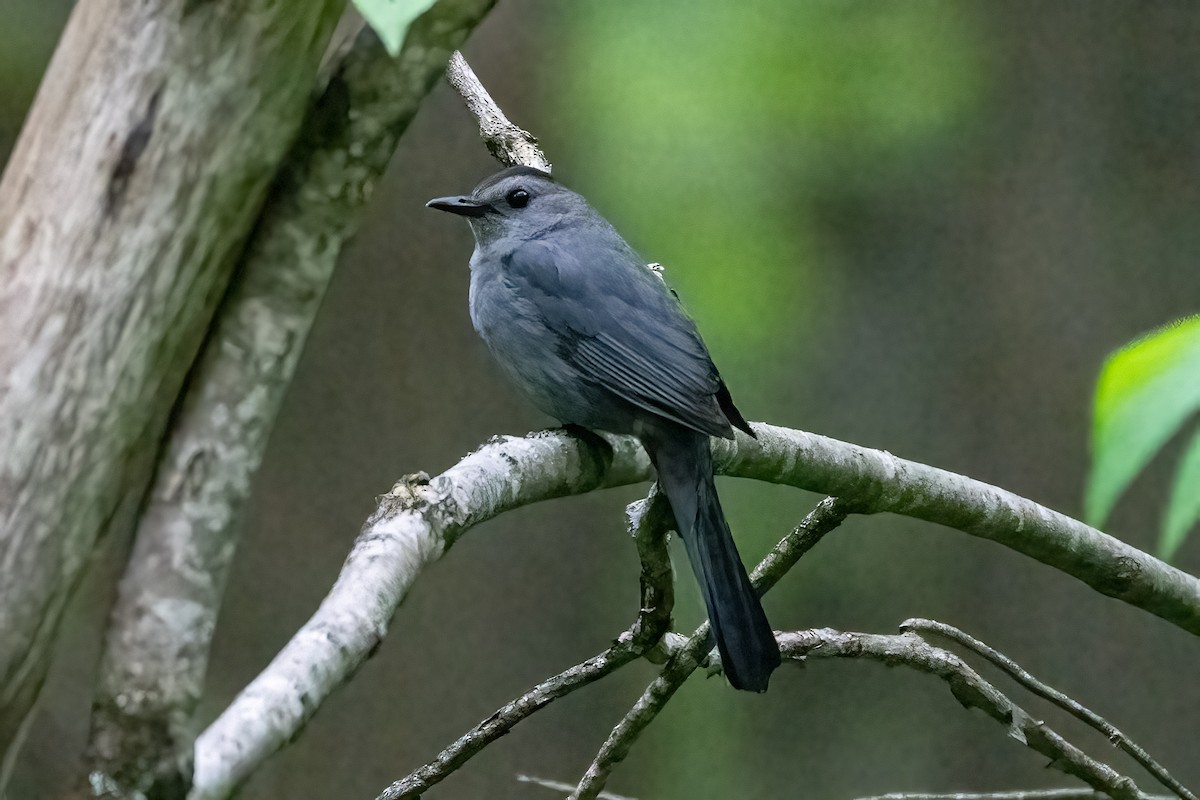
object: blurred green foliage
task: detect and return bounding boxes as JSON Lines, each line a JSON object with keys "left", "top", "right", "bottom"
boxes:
{"left": 1087, "top": 315, "right": 1200, "bottom": 560}
{"left": 554, "top": 0, "right": 981, "bottom": 362}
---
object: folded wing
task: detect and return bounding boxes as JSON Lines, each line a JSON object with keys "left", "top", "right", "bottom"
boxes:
{"left": 501, "top": 239, "right": 749, "bottom": 440}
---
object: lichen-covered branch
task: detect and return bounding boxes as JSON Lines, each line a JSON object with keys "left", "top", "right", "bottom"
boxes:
{"left": 194, "top": 421, "right": 1199, "bottom": 799}
{"left": 0, "top": 0, "right": 345, "bottom": 781}
{"left": 714, "top": 424, "right": 1200, "bottom": 635}
{"left": 190, "top": 431, "right": 647, "bottom": 799}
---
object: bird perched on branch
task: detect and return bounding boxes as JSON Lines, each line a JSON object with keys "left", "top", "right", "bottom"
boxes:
{"left": 427, "top": 166, "right": 780, "bottom": 692}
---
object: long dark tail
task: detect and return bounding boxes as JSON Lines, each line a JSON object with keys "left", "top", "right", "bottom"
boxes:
{"left": 645, "top": 428, "right": 781, "bottom": 692}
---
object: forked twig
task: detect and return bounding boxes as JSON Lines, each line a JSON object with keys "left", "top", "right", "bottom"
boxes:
{"left": 902, "top": 618, "right": 1195, "bottom": 800}
{"left": 783, "top": 629, "right": 1144, "bottom": 800}
{"left": 374, "top": 487, "right": 675, "bottom": 800}
{"left": 569, "top": 497, "right": 849, "bottom": 800}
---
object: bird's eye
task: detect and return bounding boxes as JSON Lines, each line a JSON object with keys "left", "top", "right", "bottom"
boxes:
{"left": 506, "top": 188, "right": 530, "bottom": 208}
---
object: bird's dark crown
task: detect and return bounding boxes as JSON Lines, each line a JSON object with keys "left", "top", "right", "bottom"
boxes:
{"left": 472, "top": 165, "right": 555, "bottom": 196}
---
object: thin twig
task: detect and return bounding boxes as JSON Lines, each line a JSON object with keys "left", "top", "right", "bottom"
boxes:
{"left": 446, "top": 50, "right": 552, "bottom": 171}
{"left": 783, "top": 629, "right": 1144, "bottom": 800}
{"left": 517, "top": 774, "right": 637, "bottom": 800}
{"left": 902, "top": 619, "right": 1196, "bottom": 800}
{"left": 373, "top": 485, "right": 675, "bottom": 800}
{"left": 749, "top": 496, "right": 850, "bottom": 595}
{"left": 569, "top": 497, "right": 849, "bottom": 800}
{"left": 377, "top": 643, "right": 640, "bottom": 800}
{"left": 567, "top": 634, "right": 706, "bottom": 800}
{"left": 855, "top": 791, "right": 1169, "bottom": 800}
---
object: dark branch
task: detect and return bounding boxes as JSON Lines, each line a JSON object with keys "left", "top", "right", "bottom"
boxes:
{"left": 569, "top": 498, "right": 848, "bottom": 800}
{"left": 374, "top": 485, "right": 675, "bottom": 800}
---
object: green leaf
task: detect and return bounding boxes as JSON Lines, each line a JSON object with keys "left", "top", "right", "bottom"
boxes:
{"left": 1086, "top": 315, "right": 1200, "bottom": 534}
{"left": 1161, "top": 427, "right": 1200, "bottom": 559}
{"left": 352, "top": 0, "right": 437, "bottom": 57}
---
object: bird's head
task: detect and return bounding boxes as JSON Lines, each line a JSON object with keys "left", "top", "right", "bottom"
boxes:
{"left": 426, "top": 166, "right": 586, "bottom": 246}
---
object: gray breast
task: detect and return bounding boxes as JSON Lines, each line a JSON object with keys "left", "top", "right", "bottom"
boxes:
{"left": 467, "top": 260, "right": 636, "bottom": 434}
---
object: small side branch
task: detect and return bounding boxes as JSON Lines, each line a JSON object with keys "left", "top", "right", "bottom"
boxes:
{"left": 378, "top": 643, "right": 642, "bottom": 800}
{"left": 626, "top": 484, "right": 676, "bottom": 645}
{"left": 446, "top": 50, "right": 552, "bottom": 171}
{"left": 567, "top": 632, "right": 706, "bottom": 800}
{"left": 517, "top": 774, "right": 636, "bottom": 800}
{"left": 902, "top": 619, "right": 1195, "bottom": 800}
{"left": 782, "top": 630, "right": 1144, "bottom": 800}
{"left": 374, "top": 485, "right": 674, "bottom": 800}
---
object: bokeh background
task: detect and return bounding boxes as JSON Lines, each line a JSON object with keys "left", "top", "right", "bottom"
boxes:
{"left": 4, "top": 1, "right": 1199, "bottom": 798}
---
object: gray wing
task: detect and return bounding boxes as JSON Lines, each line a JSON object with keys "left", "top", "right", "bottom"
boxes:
{"left": 500, "top": 239, "right": 746, "bottom": 439}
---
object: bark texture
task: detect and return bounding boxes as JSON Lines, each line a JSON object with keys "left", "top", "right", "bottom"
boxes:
{"left": 81, "top": 4, "right": 494, "bottom": 797}
{"left": 0, "top": 0, "right": 344, "bottom": 777}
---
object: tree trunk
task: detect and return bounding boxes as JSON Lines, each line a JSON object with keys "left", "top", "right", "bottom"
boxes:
{"left": 0, "top": 0, "right": 344, "bottom": 779}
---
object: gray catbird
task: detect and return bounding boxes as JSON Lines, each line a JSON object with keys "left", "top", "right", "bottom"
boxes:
{"left": 427, "top": 166, "right": 780, "bottom": 692}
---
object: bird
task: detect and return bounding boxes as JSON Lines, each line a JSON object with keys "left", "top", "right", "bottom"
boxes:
{"left": 427, "top": 165, "right": 780, "bottom": 692}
